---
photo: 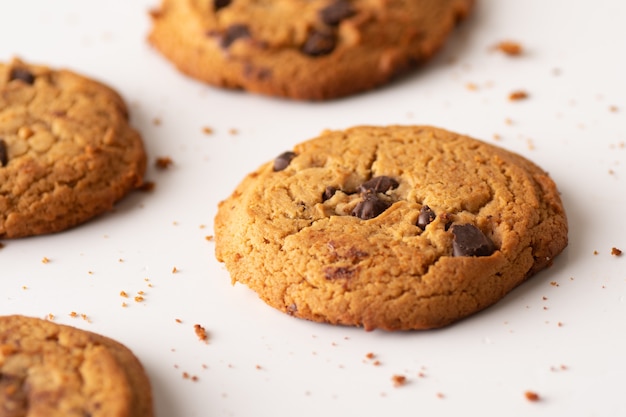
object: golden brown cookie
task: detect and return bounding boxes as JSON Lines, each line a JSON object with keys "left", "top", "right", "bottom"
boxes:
{"left": 214, "top": 126, "right": 568, "bottom": 331}
{"left": 0, "top": 59, "right": 146, "bottom": 238}
{"left": 0, "top": 315, "right": 154, "bottom": 417}
{"left": 148, "top": 0, "right": 474, "bottom": 100}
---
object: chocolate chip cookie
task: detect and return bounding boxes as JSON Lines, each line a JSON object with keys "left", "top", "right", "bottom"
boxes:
{"left": 0, "top": 315, "right": 154, "bottom": 417}
{"left": 214, "top": 126, "right": 568, "bottom": 331}
{"left": 0, "top": 59, "right": 146, "bottom": 238}
{"left": 148, "top": 0, "right": 474, "bottom": 100}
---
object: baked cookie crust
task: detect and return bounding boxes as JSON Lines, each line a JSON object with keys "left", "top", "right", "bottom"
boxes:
{"left": 214, "top": 125, "right": 568, "bottom": 331}
{"left": 148, "top": 0, "right": 474, "bottom": 100}
{"left": 0, "top": 315, "right": 154, "bottom": 417}
{"left": 0, "top": 59, "right": 146, "bottom": 238}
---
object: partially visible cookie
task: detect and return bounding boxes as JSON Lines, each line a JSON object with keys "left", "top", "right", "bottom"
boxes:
{"left": 214, "top": 125, "right": 568, "bottom": 331}
{"left": 0, "top": 315, "right": 154, "bottom": 417}
{"left": 0, "top": 59, "right": 146, "bottom": 238}
{"left": 148, "top": 0, "right": 474, "bottom": 100}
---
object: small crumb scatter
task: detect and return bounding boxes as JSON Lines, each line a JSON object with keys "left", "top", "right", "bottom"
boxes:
{"left": 525, "top": 391, "right": 540, "bottom": 402}
{"left": 609, "top": 105, "right": 619, "bottom": 113}
{"left": 155, "top": 157, "right": 173, "bottom": 170}
{"left": 365, "top": 352, "right": 375, "bottom": 360}
{"left": 256, "top": 365, "right": 262, "bottom": 370}
{"left": 465, "top": 82, "right": 478, "bottom": 91}
{"left": 70, "top": 312, "right": 78, "bottom": 318}
{"left": 229, "top": 128, "right": 239, "bottom": 135}
{"left": 121, "top": 302, "right": 128, "bottom": 308}
{"left": 391, "top": 375, "right": 407, "bottom": 387}
{"left": 22, "top": 286, "right": 28, "bottom": 290}
{"left": 120, "top": 291, "right": 128, "bottom": 298}
{"left": 172, "top": 267, "right": 179, "bottom": 274}
{"left": 41, "top": 257, "right": 50, "bottom": 264}
{"left": 152, "top": 117, "right": 162, "bottom": 126}
{"left": 202, "top": 126, "right": 214, "bottom": 135}
{"left": 509, "top": 90, "right": 528, "bottom": 101}
{"left": 493, "top": 133, "right": 501, "bottom": 141}
{"left": 550, "top": 281, "right": 559, "bottom": 287}
{"left": 134, "top": 295, "right": 144, "bottom": 302}
{"left": 593, "top": 250, "right": 599, "bottom": 255}
{"left": 47, "top": 314, "right": 55, "bottom": 321}
{"left": 436, "top": 392, "right": 445, "bottom": 399}
{"left": 175, "top": 318, "right": 182, "bottom": 324}
{"left": 194, "top": 324, "right": 209, "bottom": 343}
{"left": 205, "top": 235, "right": 214, "bottom": 242}
{"left": 611, "top": 247, "right": 623, "bottom": 256}
{"left": 495, "top": 40, "right": 523, "bottom": 56}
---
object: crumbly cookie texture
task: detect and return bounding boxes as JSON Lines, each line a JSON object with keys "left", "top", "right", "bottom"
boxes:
{"left": 214, "top": 126, "right": 568, "bottom": 331}
{"left": 0, "top": 315, "right": 154, "bottom": 417}
{"left": 148, "top": 0, "right": 474, "bottom": 100}
{"left": 0, "top": 59, "right": 146, "bottom": 238}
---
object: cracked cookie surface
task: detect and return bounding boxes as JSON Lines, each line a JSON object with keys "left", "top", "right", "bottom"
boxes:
{"left": 0, "top": 59, "right": 146, "bottom": 238}
{"left": 214, "top": 125, "right": 568, "bottom": 330}
{"left": 0, "top": 315, "right": 154, "bottom": 417}
{"left": 148, "top": 0, "right": 474, "bottom": 100}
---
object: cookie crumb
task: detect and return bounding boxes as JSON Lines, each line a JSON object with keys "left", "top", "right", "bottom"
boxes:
{"left": 120, "top": 291, "right": 128, "bottom": 298}
{"left": 494, "top": 40, "right": 523, "bottom": 56}
{"left": 229, "top": 128, "right": 239, "bottom": 135}
{"left": 155, "top": 156, "right": 173, "bottom": 170}
{"left": 152, "top": 117, "right": 162, "bottom": 126}
{"left": 609, "top": 105, "right": 619, "bottom": 113}
{"left": 205, "top": 235, "right": 214, "bottom": 242}
{"left": 175, "top": 318, "right": 182, "bottom": 324}
{"left": 550, "top": 281, "right": 559, "bottom": 287}
{"left": 524, "top": 391, "right": 540, "bottom": 402}
{"left": 611, "top": 247, "right": 622, "bottom": 256}
{"left": 436, "top": 392, "right": 445, "bottom": 399}
{"left": 41, "top": 257, "right": 50, "bottom": 264}
{"left": 509, "top": 90, "right": 528, "bottom": 101}
{"left": 134, "top": 295, "right": 144, "bottom": 302}
{"left": 194, "top": 324, "right": 209, "bottom": 343}
{"left": 391, "top": 375, "right": 407, "bottom": 387}
{"left": 138, "top": 181, "right": 155, "bottom": 192}
{"left": 202, "top": 126, "right": 214, "bottom": 135}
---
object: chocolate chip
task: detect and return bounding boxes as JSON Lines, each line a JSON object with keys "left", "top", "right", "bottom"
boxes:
{"left": 417, "top": 205, "right": 436, "bottom": 230}
{"left": 322, "top": 186, "right": 338, "bottom": 201}
{"left": 359, "top": 176, "right": 399, "bottom": 194}
{"left": 219, "top": 24, "right": 251, "bottom": 49}
{"left": 319, "top": 0, "right": 355, "bottom": 26}
{"left": 352, "top": 194, "right": 390, "bottom": 220}
{"left": 451, "top": 224, "right": 496, "bottom": 257}
{"left": 0, "top": 139, "right": 7, "bottom": 167}
{"left": 214, "top": 0, "right": 231, "bottom": 11}
{"left": 273, "top": 151, "right": 297, "bottom": 171}
{"left": 9, "top": 68, "right": 35, "bottom": 85}
{"left": 324, "top": 266, "right": 356, "bottom": 280}
{"left": 302, "top": 30, "right": 336, "bottom": 56}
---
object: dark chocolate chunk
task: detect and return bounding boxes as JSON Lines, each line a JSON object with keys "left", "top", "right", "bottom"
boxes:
{"left": 214, "top": 0, "right": 231, "bottom": 11}
{"left": 323, "top": 266, "right": 356, "bottom": 280}
{"left": 352, "top": 194, "right": 390, "bottom": 220}
{"left": 9, "top": 68, "right": 35, "bottom": 85}
{"left": 320, "top": 0, "right": 356, "bottom": 26}
{"left": 322, "top": 186, "right": 338, "bottom": 201}
{"left": 417, "top": 205, "right": 436, "bottom": 230}
{"left": 302, "top": 30, "right": 336, "bottom": 56}
{"left": 219, "top": 24, "right": 251, "bottom": 49}
{"left": 451, "top": 224, "right": 496, "bottom": 257}
{"left": 0, "top": 139, "right": 7, "bottom": 167}
{"left": 359, "top": 176, "right": 399, "bottom": 194}
{"left": 273, "top": 151, "right": 297, "bottom": 172}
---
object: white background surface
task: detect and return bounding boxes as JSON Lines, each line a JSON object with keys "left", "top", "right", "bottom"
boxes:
{"left": 1, "top": 1, "right": 625, "bottom": 416}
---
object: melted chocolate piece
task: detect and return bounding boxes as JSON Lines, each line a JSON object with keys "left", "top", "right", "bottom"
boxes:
{"left": 273, "top": 151, "right": 297, "bottom": 171}
{"left": 451, "top": 224, "right": 495, "bottom": 257}
{"left": 417, "top": 205, "right": 436, "bottom": 230}
{"left": 302, "top": 30, "right": 336, "bottom": 56}
{"left": 320, "top": 1, "right": 355, "bottom": 26}
{"left": 219, "top": 24, "right": 251, "bottom": 49}
{"left": 322, "top": 186, "right": 338, "bottom": 201}
{"left": 214, "top": 0, "right": 231, "bottom": 11}
{"left": 0, "top": 139, "right": 7, "bottom": 167}
{"left": 359, "top": 176, "right": 399, "bottom": 194}
{"left": 9, "top": 68, "right": 35, "bottom": 85}
{"left": 352, "top": 194, "right": 390, "bottom": 220}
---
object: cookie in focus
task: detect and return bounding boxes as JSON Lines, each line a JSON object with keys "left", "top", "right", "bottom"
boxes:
{"left": 214, "top": 125, "right": 568, "bottom": 331}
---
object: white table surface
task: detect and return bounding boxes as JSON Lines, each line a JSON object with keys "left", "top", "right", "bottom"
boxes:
{"left": 1, "top": 1, "right": 625, "bottom": 416}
